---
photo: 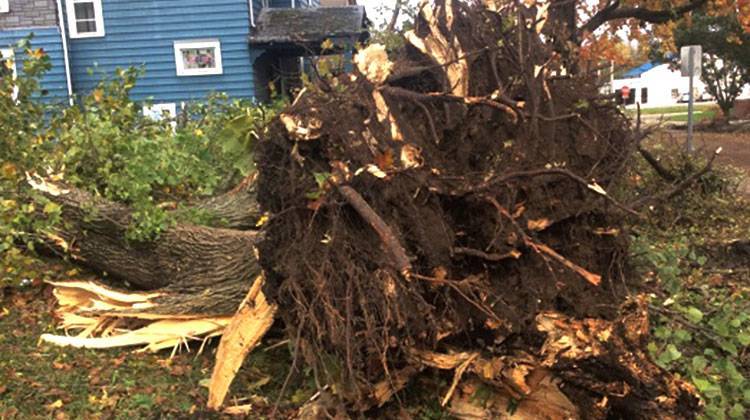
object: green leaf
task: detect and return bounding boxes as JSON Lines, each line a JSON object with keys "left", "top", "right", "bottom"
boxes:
{"left": 691, "top": 376, "right": 712, "bottom": 393}
{"left": 42, "top": 202, "right": 60, "bottom": 215}
{"left": 685, "top": 306, "right": 703, "bottom": 323}
{"left": 313, "top": 172, "right": 332, "bottom": 188}
{"left": 691, "top": 356, "right": 708, "bottom": 372}
{"left": 738, "top": 332, "right": 750, "bottom": 346}
{"left": 729, "top": 403, "right": 745, "bottom": 419}
{"left": 720, "top": 340, "right": 739, "bottom": 356}
{"left": 665, "top": 344, "right": 682, "bottom": 362}
{"left": 674, "top": 329, "right": 692, "bottom": 342}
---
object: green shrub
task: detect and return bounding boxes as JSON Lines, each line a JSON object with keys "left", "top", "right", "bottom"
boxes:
{"left": 0, "top": 38, "right": 279, "bottom": 286}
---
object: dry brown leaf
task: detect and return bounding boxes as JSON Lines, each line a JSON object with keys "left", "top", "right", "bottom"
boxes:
{"left": 46, "top": 399, "right": 64, "bottom": 411}
{"left": 374, "top": 149, "right": 395, "bottom": 171}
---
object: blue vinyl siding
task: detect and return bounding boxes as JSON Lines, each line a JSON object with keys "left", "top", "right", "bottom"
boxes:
{"left": 65, "top": 0, "right": 255, "bottom": 104}
{"left": 0, "top": 27, "right": 69, "bottom": 103}
{"left": 267, "top": 0, "right": 318, "bottom": 8}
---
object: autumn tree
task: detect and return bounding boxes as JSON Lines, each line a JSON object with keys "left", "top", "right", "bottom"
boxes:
{"left": 674, "top": 11, "right": 750, "bottom": 118}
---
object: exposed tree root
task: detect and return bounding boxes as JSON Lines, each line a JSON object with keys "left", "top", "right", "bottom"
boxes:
{"left": 254, "top": 0, "right": 700, "bottom": 417}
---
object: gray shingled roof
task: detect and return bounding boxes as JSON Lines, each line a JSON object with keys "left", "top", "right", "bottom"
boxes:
{"left": 249, "top": 6, "right": 368, "bottom": 45}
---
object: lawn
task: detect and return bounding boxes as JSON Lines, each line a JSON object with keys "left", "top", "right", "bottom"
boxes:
{"left": 629, "top": 104, "right": 718, "bottom": 115}
{"left": 667, "top": 109, "right": 718, "bottom": 123}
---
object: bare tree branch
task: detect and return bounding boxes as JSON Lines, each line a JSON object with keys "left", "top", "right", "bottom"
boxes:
{"left": 386, "top": 0, "right": 404, "bottom": 32}
{"left": 580, "top": 0, "right": 707, "bottom": 35}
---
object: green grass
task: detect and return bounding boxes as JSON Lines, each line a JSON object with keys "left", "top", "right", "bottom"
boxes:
{"left": 666, "top": 110, "right": 717, "bottom": 123}
{"left": 0, "top": 280, "right": 303, "bottom": 419}
{"left": 631, "top": 104, "right": 718, "bottom": 115}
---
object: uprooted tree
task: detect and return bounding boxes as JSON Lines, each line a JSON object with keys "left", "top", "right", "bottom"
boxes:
{"left": 24, "top": 0, "right": 725, "bottom": 417}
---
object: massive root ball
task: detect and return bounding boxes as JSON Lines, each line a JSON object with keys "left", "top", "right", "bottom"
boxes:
{"left": 256, "top": 0, "right": 698, "bottom": 416}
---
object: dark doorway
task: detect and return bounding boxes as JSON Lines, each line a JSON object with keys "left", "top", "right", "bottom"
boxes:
{"left": 253, "top": 51, "right": 304, "bottom": 102}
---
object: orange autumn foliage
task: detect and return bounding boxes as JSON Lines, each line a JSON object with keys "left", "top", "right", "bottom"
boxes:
{"left": 740, "top": 0, "right": 750, "bottom": 32}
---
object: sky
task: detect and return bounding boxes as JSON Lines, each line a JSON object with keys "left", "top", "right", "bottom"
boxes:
{"left": 358, "top": 0, "right": 419, "bottom": 28}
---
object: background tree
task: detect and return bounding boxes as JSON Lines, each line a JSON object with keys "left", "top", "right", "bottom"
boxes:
{"left": 368, "top": 0, "right": 418, "bottom": 51}
{"left": 674, "top": 11, "right": 750, "bottom": 118}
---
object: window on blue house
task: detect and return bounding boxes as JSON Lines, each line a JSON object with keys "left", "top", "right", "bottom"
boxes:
{"left": 174, "top": 40, "right": 223, "bottom": 76}
{"left": 66, "top": 0, "right": 105, "bottom": 38}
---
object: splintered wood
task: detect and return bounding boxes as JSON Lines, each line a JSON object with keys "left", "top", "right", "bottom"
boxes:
{"left": 41, "top": 276, "right": 278, "bottom": 414}
{"left": 40, "top": 280, "right": 232, "bottom": 353}
{"left": 408, "top": 348, "right": 579, "bottom": 418}
{"left": 207, "top": 276, "right": 277, "bottom": 410}
{"left": 405, "top": 0, "right": 469, "bottom": 96}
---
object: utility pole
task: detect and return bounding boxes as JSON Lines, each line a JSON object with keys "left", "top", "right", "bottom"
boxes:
{"left": 681, "top": 45, "right": 701, "bottom": 154}
{"left": 687, "top": 48, "right": 695, "bottom": 153}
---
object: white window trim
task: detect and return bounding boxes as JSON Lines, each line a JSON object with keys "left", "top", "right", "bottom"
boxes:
{"left": 66, "top": 0, "right": 105, "bottom": 39}
{"left": 0, "top": 0, "right": 9, "bottom": 13}
{"left": 174, "top": 39, "right": 223, "bottom": 77}
{"left": 1, "top": 48, "right": 18, "bottom": 99}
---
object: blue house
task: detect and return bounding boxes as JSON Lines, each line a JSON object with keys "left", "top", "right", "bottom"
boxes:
{"left": 0, "top": 0, "right": 367, "bottom": 112}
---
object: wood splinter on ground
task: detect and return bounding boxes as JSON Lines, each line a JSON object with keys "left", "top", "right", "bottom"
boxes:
{"left": 40, "top": 280, "right": 232, "bottom": 354}
{"left": 207, "top": 275, "right": 277, "bottom": 411}
{"left": 41, "top": 276, "right": 277, "bottom": 415}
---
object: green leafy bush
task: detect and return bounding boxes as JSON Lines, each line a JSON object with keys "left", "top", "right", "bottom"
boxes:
{"left": 0, "top": 38, "right": 279, "bottom": 286}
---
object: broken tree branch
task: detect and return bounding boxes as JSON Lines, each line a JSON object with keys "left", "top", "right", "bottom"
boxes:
{"left": 630, "top": 147, "right": 721, "bottom": 209}
{"left": 580, "top": 0, "right": 708, "bottom": 35}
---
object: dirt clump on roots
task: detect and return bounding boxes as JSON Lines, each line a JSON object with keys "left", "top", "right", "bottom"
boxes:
{"left": 256, "top": 1, "right": 698, "bottom": 417}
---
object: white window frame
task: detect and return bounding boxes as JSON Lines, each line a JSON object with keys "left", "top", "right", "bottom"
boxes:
{"left": 0, "top": 48, "right": 18, "bottom": 99}
{"left": 173, "top": 39, "right": 223, "bottom": 77}
{"left": 66, "top": 0, "right": 105, "bottom": 39}
{"left": 0, "top": 0, "right": 9, "bottom": 13}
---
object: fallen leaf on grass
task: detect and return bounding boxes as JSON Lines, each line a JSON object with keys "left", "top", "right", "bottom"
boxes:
{"left": 46, "top": 399, "right": 63, "bottom": 410}
{"left": 52, "top": 361, "right": 72, "bottom": 371}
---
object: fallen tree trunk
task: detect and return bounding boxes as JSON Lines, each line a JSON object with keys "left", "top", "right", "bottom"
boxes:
{"left": 190, "top": 173, "right": 261, "bottom": 230}
{"left": 29, "top": 176, "right": 259, "bottom": 315}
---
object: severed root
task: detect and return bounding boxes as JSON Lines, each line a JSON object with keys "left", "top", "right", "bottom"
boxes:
{"left": 337, "top": 185, "right": 412, "bottom": 275}
{"left": 403, "top": 297, "right": 699, "bottom": 419}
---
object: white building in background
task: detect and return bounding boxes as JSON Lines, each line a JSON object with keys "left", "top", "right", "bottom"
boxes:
{"left": 612, "top": 61, "right": 750, "bottom": 108}
{"left": 612, "top": 62, "right": 707, "bottom": 108}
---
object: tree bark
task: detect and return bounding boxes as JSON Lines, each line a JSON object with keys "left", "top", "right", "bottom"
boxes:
{"left": 190, "top": 174, "right": 261, "bottom": 230}
{"left": 31, "top": 178, "right": 260, "bottom": 315}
